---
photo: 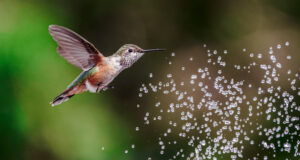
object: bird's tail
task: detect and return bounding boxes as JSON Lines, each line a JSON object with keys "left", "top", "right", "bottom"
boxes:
{"left": 50, "top": 87, "right": 75, "bottom": 107}
{"left": 51, "top": 71, "right": 89, "bottom": 107}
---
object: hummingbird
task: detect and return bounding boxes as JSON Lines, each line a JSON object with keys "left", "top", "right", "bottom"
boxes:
{"left": 49, "top": 25, "right": 165, "bottom": 106}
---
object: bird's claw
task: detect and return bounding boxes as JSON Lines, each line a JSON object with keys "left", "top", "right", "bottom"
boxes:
{"left": 103, "top": 86, "right": 114, "bottom": 91}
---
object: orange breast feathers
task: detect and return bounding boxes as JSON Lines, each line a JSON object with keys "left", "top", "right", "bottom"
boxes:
{"left": 87, "top": 63, "right": 117, "bottom": 85}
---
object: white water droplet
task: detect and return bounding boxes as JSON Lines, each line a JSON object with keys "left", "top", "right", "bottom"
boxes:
{"left": 257, "top": 53, "right": 262, "bottom": 59}
{"left": 149, "top": 73, "right": 153, "bottom": 78}
{"left": 277, "top": 44, "right": 281, "bottom": 49}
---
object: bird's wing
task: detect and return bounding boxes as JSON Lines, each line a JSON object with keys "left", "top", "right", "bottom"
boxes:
{"left": 49, "top": 25, "right": 104, "bottom": 71}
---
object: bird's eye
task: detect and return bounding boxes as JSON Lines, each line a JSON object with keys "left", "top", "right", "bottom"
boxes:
{"left": 128, "top": 49, "right": 133, "bottom": 53}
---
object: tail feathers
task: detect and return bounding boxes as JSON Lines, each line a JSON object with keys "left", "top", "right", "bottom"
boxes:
{"left": 50, "top": 88, "right": 74, "bottom": 107}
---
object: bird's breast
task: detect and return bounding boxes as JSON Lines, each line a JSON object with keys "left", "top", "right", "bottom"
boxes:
{"left": 86, "top": 63, "right": 118, "bottom": 88}
{"left": 85, "top": 57, "right": 122, "bottom": 93}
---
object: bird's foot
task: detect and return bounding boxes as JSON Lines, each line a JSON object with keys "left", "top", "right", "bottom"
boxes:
{"left": 102, "top": 85, "right": 114, "bottom": 91}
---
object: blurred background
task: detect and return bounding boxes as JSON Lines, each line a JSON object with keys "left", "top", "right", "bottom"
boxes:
{"left": 0, "top": 0, "right": 299, "bottom": 159}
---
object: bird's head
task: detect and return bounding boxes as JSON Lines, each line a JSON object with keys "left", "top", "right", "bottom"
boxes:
{"left": 115, "top": 44, "right": 165, "bottom": 68}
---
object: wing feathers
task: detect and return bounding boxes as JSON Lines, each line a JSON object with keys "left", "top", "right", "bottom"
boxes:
{"left": 49, "top": 25, "right": 104, "bottom": 70}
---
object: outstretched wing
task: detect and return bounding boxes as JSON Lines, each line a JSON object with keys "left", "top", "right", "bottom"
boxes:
{"left": 49, "top": 25, "right": 104, "bottom": 71}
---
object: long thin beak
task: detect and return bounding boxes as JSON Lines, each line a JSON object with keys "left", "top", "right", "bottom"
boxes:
{"left": 142, "top": 48, "right": 166, "bottom": 53}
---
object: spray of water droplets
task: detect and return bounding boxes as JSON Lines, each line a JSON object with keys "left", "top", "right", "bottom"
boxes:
{"left": 134, "top": 42, "right": 299, "bottom": 159}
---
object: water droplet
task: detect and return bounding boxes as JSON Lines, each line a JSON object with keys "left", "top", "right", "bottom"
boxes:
{"left": 276, "top": 63, "right": 282, "bottom": 68}
{"left": 191, "top": 75, "right": 197, "bottom": 79}
{"left": 149, "top": 73, "right": 153, "bottom": 78}
{"left": 257, "top": 53, "right": 262, "bottom": 59}
{"left": 285, "top": 41, "right": 289, "bottom": 46}
{"left": 277, "top": 44, "right": 281, "bottom": 49}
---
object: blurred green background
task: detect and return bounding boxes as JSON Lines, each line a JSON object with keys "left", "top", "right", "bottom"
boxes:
{"left": 0, "top": 0, "right": 299, "bottom": 159}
